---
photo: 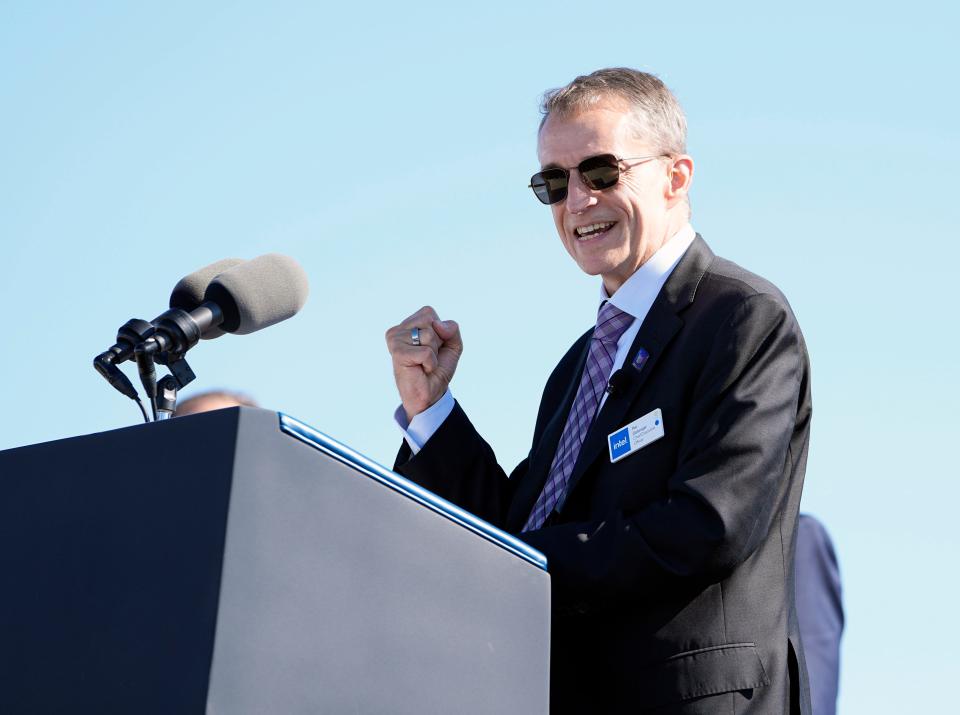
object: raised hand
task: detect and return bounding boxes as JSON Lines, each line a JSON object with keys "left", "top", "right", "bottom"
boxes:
{"left": 385, "top": 306, "right": 463, "bottom": 421}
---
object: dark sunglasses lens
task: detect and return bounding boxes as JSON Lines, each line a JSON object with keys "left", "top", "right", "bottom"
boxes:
{"left": 530, "top": 169, "right": 568, "bottom": 204}
{"left": 579, "top": 154, "right": 620, "bottom": 190}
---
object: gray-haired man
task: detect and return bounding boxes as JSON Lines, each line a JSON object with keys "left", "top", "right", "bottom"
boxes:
{"left": 386, "top": 68, "right": 811, "bottom": 714}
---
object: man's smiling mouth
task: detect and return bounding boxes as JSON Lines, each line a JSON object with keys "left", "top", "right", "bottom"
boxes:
{"left": 575, "top": 221, "right": 617, "bottom": 240}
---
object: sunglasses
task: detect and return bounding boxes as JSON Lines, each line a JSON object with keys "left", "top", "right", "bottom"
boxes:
{"left": 528, "top": 153, "right": 668, "bottom": 205}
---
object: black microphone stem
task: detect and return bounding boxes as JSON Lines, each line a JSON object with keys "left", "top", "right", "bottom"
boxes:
{"left": 135, "top": 341, "right": 160, "bottom": 421}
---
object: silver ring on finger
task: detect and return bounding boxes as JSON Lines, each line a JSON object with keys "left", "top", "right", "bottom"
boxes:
{"left": 411, "top": 327, "right": 421, "bottom": 346}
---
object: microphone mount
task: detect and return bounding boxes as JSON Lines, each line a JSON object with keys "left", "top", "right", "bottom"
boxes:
{"left": 132, "top": 305, "right": 216, "bottom": 419}
{"left": 96, "top": 305, "right": 216, "bottom": 421}
{"left": 93, "top": 318, "right": 155, "bottom": 418}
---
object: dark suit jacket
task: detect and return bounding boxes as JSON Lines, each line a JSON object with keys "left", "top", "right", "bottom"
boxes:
{"left": 795, "top": 515, "right": 843, "bottom": 715}
{"left": 395, "top": 236, "right": 812, "bottom": 714}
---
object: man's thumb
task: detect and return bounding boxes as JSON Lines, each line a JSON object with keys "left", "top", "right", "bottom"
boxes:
{"left": 433, "top": 319, "right": 462, "bottom": 351}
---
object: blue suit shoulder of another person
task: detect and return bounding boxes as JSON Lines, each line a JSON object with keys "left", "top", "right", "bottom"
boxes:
{"left": 796, "top": 514, "right": 844, "bottom": 715}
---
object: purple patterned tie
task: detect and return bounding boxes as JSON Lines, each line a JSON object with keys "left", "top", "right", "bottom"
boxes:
{"left": 523, "top": 301, "right": 634, "bottom": 532}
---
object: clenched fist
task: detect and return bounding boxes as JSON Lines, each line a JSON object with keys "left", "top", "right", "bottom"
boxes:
{"left": 385, "top": 306, "right": 463, "bottom": 422}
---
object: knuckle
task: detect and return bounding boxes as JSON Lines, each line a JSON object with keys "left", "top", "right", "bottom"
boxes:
{"left": 397, "top": 347, "right": 417, "bottom": 365}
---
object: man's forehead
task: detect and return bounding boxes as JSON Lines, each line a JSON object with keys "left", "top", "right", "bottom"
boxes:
{"left": 537, "top": 104, "right": 645, "bottom": 167}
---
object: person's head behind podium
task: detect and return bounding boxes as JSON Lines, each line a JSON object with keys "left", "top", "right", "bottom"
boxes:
{"left": 174, "top": 389, "right": 259, "bottom": 417}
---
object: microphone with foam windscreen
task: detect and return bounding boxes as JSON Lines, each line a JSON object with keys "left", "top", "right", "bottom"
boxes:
{"left": 138, "top": 253, "right": 309, "bottom": 358}
{"left": 131, "top": 254, "right": 309, "bottom": 417}
{"left": 168, "top": 257, "right": 246, "bottom": 339}
{"left": 203, "top": 253, "right": 310, "bottom": 335}
{"left": 94, "top": 254, "right": 308, "bottom": 421}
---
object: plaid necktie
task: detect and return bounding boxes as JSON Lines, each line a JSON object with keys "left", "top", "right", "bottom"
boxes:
{"left": 523, "top": 301, "right": 633, "bottom": 532}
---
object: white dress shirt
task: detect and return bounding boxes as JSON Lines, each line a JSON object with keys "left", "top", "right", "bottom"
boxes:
{"left": 395, "top": 224, "right": 697, "bottom": 454}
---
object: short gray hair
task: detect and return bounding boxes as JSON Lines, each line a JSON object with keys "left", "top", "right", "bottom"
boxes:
{"left": 539, "top": 68, "right": 687, "bottom": 156}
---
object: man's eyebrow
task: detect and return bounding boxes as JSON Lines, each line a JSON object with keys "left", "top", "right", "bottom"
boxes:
{"left": 540, "top": 161, "right": 562, "bottom": 170}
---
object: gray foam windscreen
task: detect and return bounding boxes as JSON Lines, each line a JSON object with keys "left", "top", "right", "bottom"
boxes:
{"left": 205, "top": 254, "right": 309, "bottom": 335}
{"left": 169, "top": 258, "right": 246, "bottom": 339}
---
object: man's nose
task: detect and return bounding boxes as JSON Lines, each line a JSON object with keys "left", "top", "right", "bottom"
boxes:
{"left": 565, "top": 171, "right": 597, "bottom": 214}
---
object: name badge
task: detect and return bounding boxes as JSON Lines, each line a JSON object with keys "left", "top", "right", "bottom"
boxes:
{"left": 608, "top": 409, "right": 664, "bottom": 463}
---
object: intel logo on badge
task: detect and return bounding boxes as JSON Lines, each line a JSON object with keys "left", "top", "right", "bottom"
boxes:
{"left": 609, "top": 427, "right": 631, "bottom": 460}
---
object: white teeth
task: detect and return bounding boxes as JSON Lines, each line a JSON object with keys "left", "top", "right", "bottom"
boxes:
{"left": 575, "top": 221, "right": 615, "bottom": 238}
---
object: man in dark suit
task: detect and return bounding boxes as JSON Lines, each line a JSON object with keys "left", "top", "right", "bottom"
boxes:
{"left": 386, "top": 68, "right": 811, "bottom": 714}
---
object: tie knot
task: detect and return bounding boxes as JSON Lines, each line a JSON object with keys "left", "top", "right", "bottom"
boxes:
{"left": 594, "top": 301, "right": 632, "bottom": 344}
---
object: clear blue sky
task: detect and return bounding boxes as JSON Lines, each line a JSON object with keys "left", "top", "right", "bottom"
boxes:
{"left": 2, "top": 2, "right": 957, "bottom": 710}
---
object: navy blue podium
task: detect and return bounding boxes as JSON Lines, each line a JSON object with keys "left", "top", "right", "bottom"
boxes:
{"left": 0, "top": 407, "right": 550, "bottom": 714}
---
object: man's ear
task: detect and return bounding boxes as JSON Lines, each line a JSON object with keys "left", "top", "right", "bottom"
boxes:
{"left": 666, "top": 155, "right": 694, "bottom": 205}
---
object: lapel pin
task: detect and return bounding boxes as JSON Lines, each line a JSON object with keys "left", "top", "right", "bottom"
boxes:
{"left": 631, "top": 347, "right": 650, "bottom": 372}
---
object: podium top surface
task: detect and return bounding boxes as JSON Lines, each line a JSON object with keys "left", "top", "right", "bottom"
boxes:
{"left": 279, "top": 413, "right": 547, "bottom": 571}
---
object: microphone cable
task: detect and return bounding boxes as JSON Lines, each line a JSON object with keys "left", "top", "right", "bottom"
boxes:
{"left": 134, "top": 396, "right": 150, "bottom": 423}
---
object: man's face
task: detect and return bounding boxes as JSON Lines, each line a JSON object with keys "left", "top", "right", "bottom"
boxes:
{"left": 537, "top": 103, "right": 676, "bottom": 294}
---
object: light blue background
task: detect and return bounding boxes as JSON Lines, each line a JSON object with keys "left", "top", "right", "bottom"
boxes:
{"left": 2, "top": 2, "right": 957, "bottom": 710}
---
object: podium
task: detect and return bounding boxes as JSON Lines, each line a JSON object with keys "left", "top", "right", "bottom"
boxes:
{"left": 0, "top": 407, "right": 550, "bottom": 714}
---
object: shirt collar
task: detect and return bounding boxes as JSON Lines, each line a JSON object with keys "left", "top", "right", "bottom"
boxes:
{"left": 601, "top": 223, "right": 696, "bottom": 319}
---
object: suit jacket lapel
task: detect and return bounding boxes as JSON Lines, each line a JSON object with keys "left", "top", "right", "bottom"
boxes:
{"left": 506, "top": 330, "right": 592, "bottom": 531}
{"left": 559, "top": 235, "right": 715, "bottom": 508}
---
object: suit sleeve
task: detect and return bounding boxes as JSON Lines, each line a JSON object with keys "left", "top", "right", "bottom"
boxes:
{"left": 519, "top": 293, "right": 808, "bottom": 611}
{"left": 393, "top": 332, "right": 587, "bottom": 529}
{"left": 394, "top": 401, "right": 523, "bottom": 528}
